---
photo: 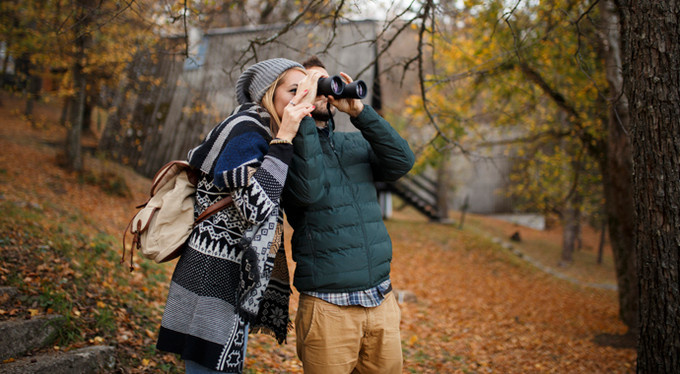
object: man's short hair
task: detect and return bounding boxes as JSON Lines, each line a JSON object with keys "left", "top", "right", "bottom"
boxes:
{"left": 302, "top": 56, "right": 326, "bottom": 70}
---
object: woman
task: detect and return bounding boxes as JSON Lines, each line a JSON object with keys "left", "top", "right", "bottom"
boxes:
{"left": 156, "top": 58, "right": 319, "bottom": 373}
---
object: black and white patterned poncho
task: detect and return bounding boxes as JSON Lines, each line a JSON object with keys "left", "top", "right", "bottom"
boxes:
{"left": 157, "top": 104, "right": 292, "bottom": 373}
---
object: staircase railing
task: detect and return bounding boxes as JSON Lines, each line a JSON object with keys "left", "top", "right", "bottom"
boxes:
{"left": 377, "top": 174, "right": 442, "bottom": 221}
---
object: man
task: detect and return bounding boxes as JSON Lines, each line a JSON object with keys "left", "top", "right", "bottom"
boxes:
{"left": 282, "top": 56, "right": 415, "bottom": 373}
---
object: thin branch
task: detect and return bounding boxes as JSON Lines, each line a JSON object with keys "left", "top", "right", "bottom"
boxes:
{"left": 323, "top": 0, "right": 345, "bottom": 53}
{"left": 353, "top": 1, "right": 420, "bottom": 78}
{"left": 518, "top": 61, "right": 580, "bottom": 119}
{"left": 476, "top": 129, "right": 572, "bottom": 148}
{"left": 415, "top": 0, "right": 466, "bottom": 156}
{"left": 183, "top": 0, "right": 188, "bottom": 57}
{"left": 224, "top": 0, "right": 327, "bottom": 72}
{"left": 562, "top": 143, "right": 587, "bottom": 206}
{"left": 575, "top": 0, "right": 601, "bottom": 24}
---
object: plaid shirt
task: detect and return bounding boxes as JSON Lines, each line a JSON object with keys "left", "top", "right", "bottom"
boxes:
{"left": 303, "top": 279, "right": 392, "bottom": 307}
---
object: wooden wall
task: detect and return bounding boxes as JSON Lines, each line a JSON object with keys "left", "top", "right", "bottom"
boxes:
{"left": 100, "top": 21, "right": 379, "bottom": 177}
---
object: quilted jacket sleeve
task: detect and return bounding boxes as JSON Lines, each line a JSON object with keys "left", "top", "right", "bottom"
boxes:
{"left": 351, "top": 105, "right": 415, "bottom": 182}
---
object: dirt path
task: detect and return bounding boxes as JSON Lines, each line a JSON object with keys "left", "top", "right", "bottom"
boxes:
{"left": 389, "top": 221, "right": 634, "bottom": 373}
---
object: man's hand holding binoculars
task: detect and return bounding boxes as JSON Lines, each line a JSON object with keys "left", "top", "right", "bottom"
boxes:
{"left": 326, "top": 72, "right": 365, "bottom": 118}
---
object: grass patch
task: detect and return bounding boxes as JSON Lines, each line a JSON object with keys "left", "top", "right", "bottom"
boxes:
{"left": 0, "top": 192, "right": 178, "bottom": 371}
{"left": 459, "top": 212, "right": 618, "bottom": 287}
{"left": 95, "top": 307, "right": 117, "bottom": 335}
{"left": 80, "top": 169, "right": 131, "bottom": 197}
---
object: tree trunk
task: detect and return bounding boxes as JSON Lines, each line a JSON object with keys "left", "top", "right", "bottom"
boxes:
{"left": 621, "top": 1, "right": 680, "bottom": 372}
{"left": 64, "top": 0, "right": 92, "bottom": 171}
{"left": 25, "top": 65, "right": 42, "bottom": 120}
{"left": 458, "top": 195, "right": 469, "bottom": 230}
{"left": 599, "top": 0, "right": 639, "bottom": 334}
{"left": 597, "top": 219, "right": 606, "bottom": 265}
{"left": 82, "top": 98, "right": 93, "bottom": 134}
{"left": 560, "top": 196, "right": 581, "bottom": 267}
{"left": 66, "top": 60, "right": 86, "bottom": 171}
{"left": 60, "top": 97, "right": 71, "bottom": 127}
{"left": 1, "top": 40, "right": 11, "bottom": 87}
{"left": 436, "top": 152, "right": 450, "bottom": 221}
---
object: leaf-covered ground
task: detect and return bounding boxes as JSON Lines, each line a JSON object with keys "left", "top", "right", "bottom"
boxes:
{"left": 0, "top": 92, "right": 635, "bottom": 373}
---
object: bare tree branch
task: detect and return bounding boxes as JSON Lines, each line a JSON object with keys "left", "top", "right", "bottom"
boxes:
{"left": 183, "top": 0, "right": 189, "bottom": 57}
{"left": 415, "top": 0, "right": 467, "bottom": 157}
{"left": 235, "top": 0, "right": 327, "bottom": 68}
{"left": 476, "top": 128, "right": 572, "bottom": 148}
{"left": 517, "top": 62, "right": 580, "bottom": 119}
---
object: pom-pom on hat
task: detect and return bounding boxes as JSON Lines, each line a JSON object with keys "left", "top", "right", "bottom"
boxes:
{"left": 235, "top": 58, "right": 304, "bottom": 105}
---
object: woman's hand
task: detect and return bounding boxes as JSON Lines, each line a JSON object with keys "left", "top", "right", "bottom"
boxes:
{"left": 296, "top": 70, "right": 322, "bottom": 105}
{"left": 276, "top": 71, "right": 322, "bottom": 141}
{"left": 328, "top": 72, "right": 364, "bottom": 117}
{"left": 277, "top": 92, "right": 315, "bottom": 142}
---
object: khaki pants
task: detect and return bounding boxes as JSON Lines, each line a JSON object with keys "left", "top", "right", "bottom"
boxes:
{"left": 295, "top": 292, "right": 403, "bottom": 374}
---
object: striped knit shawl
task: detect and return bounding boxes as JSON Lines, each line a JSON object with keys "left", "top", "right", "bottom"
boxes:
{"left": 186, "top": 103, "right": 289, "bottom": 338}
{"left": 188, "top": 103, "right": 272, "bottom": 176}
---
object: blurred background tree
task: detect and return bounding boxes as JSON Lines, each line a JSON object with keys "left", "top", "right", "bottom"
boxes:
{"left": 402, "top": 0, "right": 637, "bottom": 334}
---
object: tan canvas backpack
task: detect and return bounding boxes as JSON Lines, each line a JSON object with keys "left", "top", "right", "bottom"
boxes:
{"left": 121, "top": 160, "right": 232, "bottom": 271}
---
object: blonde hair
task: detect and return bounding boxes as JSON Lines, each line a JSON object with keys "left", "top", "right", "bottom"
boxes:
{"left": 260, "top": 66, "right": 306, "bottom": 135}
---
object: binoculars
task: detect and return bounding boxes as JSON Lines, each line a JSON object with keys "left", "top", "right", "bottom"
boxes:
{"left": 317, "top": 75, "right": 367, "bottom": 99}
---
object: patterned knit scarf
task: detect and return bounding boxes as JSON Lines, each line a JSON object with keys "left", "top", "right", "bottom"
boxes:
{"left": 188, "top": 103, "right": 290, "bottom": 343}
{"left": 236, "top": 206, "right": 289, "bottom": 335}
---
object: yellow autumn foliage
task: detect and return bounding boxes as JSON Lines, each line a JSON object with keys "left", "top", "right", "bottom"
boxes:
{"left": 402, "top": 0, "right": 606, "bottom": 220}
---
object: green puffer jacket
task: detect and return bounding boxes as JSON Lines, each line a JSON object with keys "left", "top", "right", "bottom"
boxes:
{"left": 283, "top": 105, "right": 415, "bottom": 293}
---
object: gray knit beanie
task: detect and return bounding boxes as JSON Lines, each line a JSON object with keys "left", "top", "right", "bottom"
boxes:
{"left": 235, "top": 58, "right": 304, "bottom": 105}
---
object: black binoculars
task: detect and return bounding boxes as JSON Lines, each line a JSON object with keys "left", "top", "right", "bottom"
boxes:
{"left": 317, "top": 75, "right": 367, "bottom": 99}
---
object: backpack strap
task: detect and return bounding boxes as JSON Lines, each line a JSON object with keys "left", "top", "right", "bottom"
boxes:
{"left": 195, "top": 195, "right": 234, "bottom": 226}
{"left": 121, "top": 160, "right": 233, "bottom": 271}
{"left": 121, "top": 196, "right": 234, "bottom": 271}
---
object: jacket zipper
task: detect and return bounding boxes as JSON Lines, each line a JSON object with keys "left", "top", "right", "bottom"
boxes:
{"left": 327, "top": 135, "right": 350, "bottom": 180}
{"left": 325, "top": 131, "right": 372, "bottom": 283}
